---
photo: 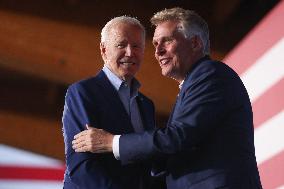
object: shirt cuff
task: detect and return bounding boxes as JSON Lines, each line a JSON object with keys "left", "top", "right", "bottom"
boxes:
{"left": 112, "top": 135, "right": 121, "bottom": 160}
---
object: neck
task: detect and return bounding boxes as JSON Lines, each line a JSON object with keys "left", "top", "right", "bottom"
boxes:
{"left": 104, "top": 64, "right": 133, "bottom": 84}
{"left": 121, "top": 74, "right": 133, "bottom": 83}
{"left": 169, "top": 75, "right": 185, "bottom": 86}
{"left": 123, "top": 77, "right": 133, "bottom": 86}
{"left": 176, "top": 77, "right": 185, "bottom": 84}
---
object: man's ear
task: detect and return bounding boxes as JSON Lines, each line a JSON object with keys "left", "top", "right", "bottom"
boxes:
{"left": 191, "top": 36, "right": 203, "bottom": 52}
{"left": 100, "top": 42, "right": 107, "bottom": 62}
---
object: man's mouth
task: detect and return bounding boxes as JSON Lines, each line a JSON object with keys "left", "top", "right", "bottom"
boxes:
{"left": 120, "top": 62, "right": 135, "bottom": 65}
{"left": 159, "top": 58, "right": 171, "bottom": 66}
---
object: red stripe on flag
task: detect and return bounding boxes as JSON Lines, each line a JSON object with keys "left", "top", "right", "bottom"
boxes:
{"left": 258, "top": 150, "right": 284, "bottom": 189}
{"left": 252, "top": 78, "right": 284, "bottom": 129}
{"left": 224, "top": 0, "right": 284, "bottom": 75}
{"left": 0, "top": 165, "right": 64, "bottom": 181}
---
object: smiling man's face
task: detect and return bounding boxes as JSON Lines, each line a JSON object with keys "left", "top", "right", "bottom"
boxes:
{"left": 152, "top": 20, "right": 198, "bottom": 82}
{"left": 100, "top": 22, "right": 145, "bottom": 81}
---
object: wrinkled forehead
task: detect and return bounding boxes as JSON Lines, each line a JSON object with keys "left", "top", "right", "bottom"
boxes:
{"left": 108, "top": 23, "right": 144, "bottom": 41}
{"left": 153, "top": 21, "right": 180, "bottom": 41}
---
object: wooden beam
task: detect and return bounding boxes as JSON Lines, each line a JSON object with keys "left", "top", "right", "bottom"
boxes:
{"left": 0, "top": 10, "right": 101, "bottom": 84}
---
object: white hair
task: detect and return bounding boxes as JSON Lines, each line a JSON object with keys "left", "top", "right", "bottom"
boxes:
{"left": 101, "top": 16, "right": 146, "bottom": 43}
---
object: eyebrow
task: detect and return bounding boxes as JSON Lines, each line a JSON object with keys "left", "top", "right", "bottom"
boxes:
{"left": 153, "top": 36, "right": 174, "bottom": 44}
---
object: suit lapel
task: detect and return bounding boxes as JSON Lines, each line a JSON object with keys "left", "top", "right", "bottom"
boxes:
{"left": 95, "top": 71, "right": 134, "bottom": 133}
{"left": 136, "top": 94, "right": 154, "bottom": 130}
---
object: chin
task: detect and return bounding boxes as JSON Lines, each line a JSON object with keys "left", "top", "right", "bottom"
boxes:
{"left": 124, "top": 72, "right": 136, "bottom": 78}
{"left": 161, "top": 70, "right": 171, "bottom": 77}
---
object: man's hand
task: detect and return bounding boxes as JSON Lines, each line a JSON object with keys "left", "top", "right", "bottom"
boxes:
{"left": 72, "top": 124, "right": 114, "bottom": 153}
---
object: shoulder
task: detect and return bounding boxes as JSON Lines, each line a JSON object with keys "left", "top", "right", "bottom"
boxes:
{"left": 195, "top": 59, "right": 238, "bottom": 77}
{"left": 66, "top": 72, "right": 106, "bottom": 100}
{"left": 188, "top": 59, "right": 240, "bottom": 85}
{"left": 70, "top": 77, "right": 97, "bottom": 89}
{"left": 67, "top": 77, "right": 95, "bottom": 95}
{"left": 193, "top": 59, "right": 226, "bottom": 73}
{"left": 68, "top": 71, "right": 105, "bottom": 92}
{"left": 181, "top": 59, "right": 244, "bottom": 96}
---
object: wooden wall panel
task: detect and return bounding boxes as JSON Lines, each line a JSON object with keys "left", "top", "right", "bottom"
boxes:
{"left": 0, "top": 111, "right": 64, "bottom": 160}
{"left": 0, "top": 10, "right": 101, "bottom": 84}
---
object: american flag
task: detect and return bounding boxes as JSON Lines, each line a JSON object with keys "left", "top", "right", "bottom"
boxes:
{"left": 224, "top": 1, "right": 284, "bottom": 188}
{"left": 0, "top": 144, "right": 64, "bottom": 189}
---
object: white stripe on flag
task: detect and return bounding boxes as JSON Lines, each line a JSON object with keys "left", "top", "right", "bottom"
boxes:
{"left": 241, "top": 37, "right": 284, "bottom": 103}
{"left": 0, "top": 144, "right": 63, "bottom": 168}
{"left": 0, "top": 179, "right": 63, "bottom": 189}
{"left": 255, "top": 110, "right": 284, "bottom": 164}
{"left": 276, "top": 185, "right": 284, "bottom": 189}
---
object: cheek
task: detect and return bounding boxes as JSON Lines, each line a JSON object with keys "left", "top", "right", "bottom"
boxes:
{"left": 109, "top": 48, "right": 123, "bottom": 58}
{"left": 167, "top": 45, "right": 178, "bottom": 58}
{"left": 172, "top": 46, "right": 185, "bottom": 62}
{"left": 154, "top": 53, "right": 159, "bottom": 61}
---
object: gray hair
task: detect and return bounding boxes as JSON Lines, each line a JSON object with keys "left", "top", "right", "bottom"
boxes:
{"left": 101, "top": 16, "right": 146, "bottom": 44}
{"left": 151, "top": 7, "right": 210, "bottom": 55}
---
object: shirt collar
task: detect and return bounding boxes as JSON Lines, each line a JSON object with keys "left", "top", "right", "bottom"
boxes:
{"left": 103, "top": 65, "right": 123, "bottom": 91}
{"left": 102, "top": 65, "right": 141, "bottom": 93}
{"left": 178, "top": 80, "right": 184, "bottom": 90}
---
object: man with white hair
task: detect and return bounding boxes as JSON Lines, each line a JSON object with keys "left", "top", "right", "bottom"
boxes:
{"left": 62, "top": 16, "right": 161, "bottom": 189}
{"left": 73, "top": 7, "right": 263, "bottom": 189}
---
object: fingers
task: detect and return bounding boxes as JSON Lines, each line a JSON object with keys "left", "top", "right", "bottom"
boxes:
{"left": 73, "top": 139, "right": 93, "bottom": 153}
{"left": 72, "top": 126, "right": 113, "bottom": 153}
{"left": 72, "top": 136, "right": 95, "bottom": 152}
{"left": 72, "top": 129, "right": 90, "bottom": 151}
{"left": 74, "top": 124, "right": 95, "bottom": 139}
{"left": 72, "top": 127, "right": 102, "bottom": 152}
{"left": 72, "top": 137, "right": 106, "bottom": 153}
{"left": 74, "top": 130, "right": 88, "bottom": 140}
{"left": 72, "top": 142, "right": 87, "bottom": 152}
{"left": 74, "top": 126, "right": 99, "bottom": 139}
{"left": 72, "top": 134, "right": 85, "bottom": 150}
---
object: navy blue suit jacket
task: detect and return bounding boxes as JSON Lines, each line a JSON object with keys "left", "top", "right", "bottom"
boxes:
{"left": 62, "top": 71, "right": 156, "bottom": 189}
{"left": 119, "top": 57, "right": 262, "bottom": 189}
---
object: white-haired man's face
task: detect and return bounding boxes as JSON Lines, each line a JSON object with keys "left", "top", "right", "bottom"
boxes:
{"left": 100, "top": 23, "right": 145, "bottom": 81}
{"left": 152, "top": 20, "right": 204, "bottom": 83}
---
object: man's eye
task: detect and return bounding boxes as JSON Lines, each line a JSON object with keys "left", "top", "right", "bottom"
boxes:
{"left": 116, "top": 44, "right": 125, "bottom": 48}
{"left": 165, "top": 39, "right": 173, "bottom": 44}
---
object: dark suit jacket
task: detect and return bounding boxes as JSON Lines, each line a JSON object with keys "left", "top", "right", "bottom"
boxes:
{"left": 119, "top": 56, "right": 262, "bottom": 189}
{"left": 62, "top": 71, "right": 156, "bottom": 189}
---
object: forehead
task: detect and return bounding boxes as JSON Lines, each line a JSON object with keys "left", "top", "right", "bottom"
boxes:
{"left": 153, "top": 20, "right": 180, "bottom": 41}
{"left": 108, "top": 23, "right": 144, "bottom": 41}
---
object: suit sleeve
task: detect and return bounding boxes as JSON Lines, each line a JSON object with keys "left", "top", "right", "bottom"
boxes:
{"left": 63, "top": 84, "right": 119, "bottom": 188}
{"left": 120, "top": 64, "right": 241, "bottom": 163}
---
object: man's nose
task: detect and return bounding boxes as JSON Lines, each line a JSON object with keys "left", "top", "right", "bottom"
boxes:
{"left": 125, "top": 45, "right": 134, "bottom": 57}
{"left": 155, "top": 44, "right": 166, "bottom": 56}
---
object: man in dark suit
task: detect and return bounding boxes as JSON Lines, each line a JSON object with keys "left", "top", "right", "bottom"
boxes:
{"left": 73, "top": 8, "right": 263, "bottom": 189}
{"left": 62, "top": 16, "right": 159, "bottom": 189}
